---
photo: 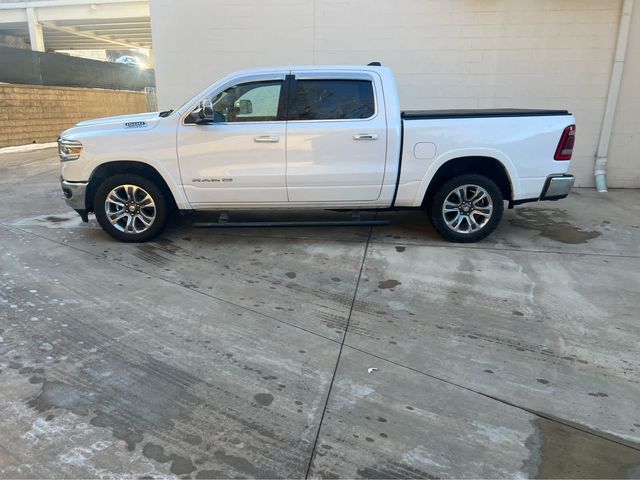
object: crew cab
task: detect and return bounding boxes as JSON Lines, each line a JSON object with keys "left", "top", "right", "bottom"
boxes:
{"left": 59, "top": 64, "right": 576, "bottom": 243}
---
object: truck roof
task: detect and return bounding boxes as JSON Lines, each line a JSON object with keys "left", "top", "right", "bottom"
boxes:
{"left": 223, "top": 65, "right": 392, "bottom": 76}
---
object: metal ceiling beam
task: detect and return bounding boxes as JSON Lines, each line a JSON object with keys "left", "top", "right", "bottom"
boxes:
{"left": 69, "top": 26, "right": 151, "bottom": 32}
{"left": 46, "top": 42, "right": 152, "bottom": 48}
{"left": 43, "top": 36, "right": 150, "bottom": 43}
{"left": 0, "top": 0, "right": 147, "bottom": 10}
{"left": 53, "top": 20, "right": 150, "bottom": 28}
{"left": 44, "top": 30, "right": 150, "bottom": 37}
{"left": 48, "top": 45, "right": 151, "bottom": 50}
{"left": 44, "top": 40, "right": 152, "bottom": 47}
{"left": 51, "top": 29, "right": 152, "bottom": 36}
{"left": 0, "top": 25, "right": 29, "bottom": 32}
{"left": 43, "top": 37, "right": 151, "bottom": 43}
{"left": 41, "top": 20, "right": 146, "bottom": 50}
{"left": 46, "top": 44, "right": 151, "bottom": 50}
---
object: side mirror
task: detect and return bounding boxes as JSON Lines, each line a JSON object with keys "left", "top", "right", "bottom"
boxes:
{"left": 235, "top": 99, "right": 253, "bottom": 115}
{"left": 196, "top": 98, "right": 215, "bottom": 124}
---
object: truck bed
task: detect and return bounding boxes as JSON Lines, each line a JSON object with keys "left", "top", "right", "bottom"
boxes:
{"left": 402, "top": 109, "right": 571, "bottom": 120}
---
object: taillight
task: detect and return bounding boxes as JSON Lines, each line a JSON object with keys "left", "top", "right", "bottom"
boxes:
{"left": 555, "top": 125, "right": 576, "bottom": 161}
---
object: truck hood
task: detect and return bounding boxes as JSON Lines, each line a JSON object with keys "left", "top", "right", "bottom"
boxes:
{"left": 61, "top": 112, "right": 162, "bottom": 138}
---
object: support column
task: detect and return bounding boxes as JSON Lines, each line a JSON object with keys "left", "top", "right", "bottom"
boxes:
{"left": 26, "top": 7, "right": 45, "bottom": 52}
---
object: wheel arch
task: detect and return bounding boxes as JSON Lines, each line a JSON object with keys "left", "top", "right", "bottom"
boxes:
{"left": 420, "top": 154, "right": 514, "bottom": 208}
{"left": 86, "top": 161, "right": 180, "bottom": 213}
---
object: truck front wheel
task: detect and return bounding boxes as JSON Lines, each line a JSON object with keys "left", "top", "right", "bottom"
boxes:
{"left": 94, "top": 174, "right": 167, "bottom": 243}
{"left": 430, "top": 174, "right": 503, "bottom": 243}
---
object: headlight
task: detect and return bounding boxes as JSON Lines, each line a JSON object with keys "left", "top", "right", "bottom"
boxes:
{"left": 58, "top": 138, "right": 83, "bottom": 161}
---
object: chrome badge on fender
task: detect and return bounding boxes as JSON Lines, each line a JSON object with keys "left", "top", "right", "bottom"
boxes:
{"left": 192, "top": 178, "right": 233, "bottom": 183}
{"left": 124, "top": 121, "right": 147, "bottom": 129}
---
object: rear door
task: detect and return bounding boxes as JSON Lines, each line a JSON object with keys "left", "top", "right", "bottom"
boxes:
{"left": 285, "top": 72, "right": 387, "bottom": 203}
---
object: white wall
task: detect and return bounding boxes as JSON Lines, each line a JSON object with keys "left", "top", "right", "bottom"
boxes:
{"left": 151, "top": 0, "right": 638, "bottom": 188}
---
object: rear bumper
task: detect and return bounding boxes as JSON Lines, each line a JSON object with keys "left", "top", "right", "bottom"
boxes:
{"left": 540, "top": 174, "right": 575, "bottom": 201}
{"left": 510, "top": 174, "right": 574, "bottom": 207}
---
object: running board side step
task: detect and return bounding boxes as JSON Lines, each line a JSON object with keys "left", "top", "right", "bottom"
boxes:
{"left": 192, "top": 211, "right": 390, "bottom": 229}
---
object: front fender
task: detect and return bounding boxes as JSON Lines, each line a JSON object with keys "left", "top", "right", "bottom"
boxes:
{"left": 86, "top": 157, "right": 191, "bottom": 211}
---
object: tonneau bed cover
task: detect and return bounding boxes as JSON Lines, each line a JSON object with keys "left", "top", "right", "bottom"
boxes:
{"left": 402, "top": 109, "right": 571, "bottom": 120}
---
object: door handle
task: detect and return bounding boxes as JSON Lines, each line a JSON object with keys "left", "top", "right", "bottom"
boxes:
{"left": 353, "top": 133, "right": 378, "bottom": 141}
{"left": 254, "top": 135, "right": 280, "bottom": 143}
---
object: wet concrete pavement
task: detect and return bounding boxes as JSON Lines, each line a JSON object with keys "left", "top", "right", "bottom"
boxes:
{"left": 1, "top": 148, "right": 639, "bottom": 478}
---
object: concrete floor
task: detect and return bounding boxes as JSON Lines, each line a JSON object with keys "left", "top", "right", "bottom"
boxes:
{"left": 1, "top": 147, "right": 639, "bottom": 479}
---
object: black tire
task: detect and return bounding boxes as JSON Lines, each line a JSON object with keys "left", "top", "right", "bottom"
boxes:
{"left": 94, "top": 174, "right": 167, "bottom": 243}
{"left": 430, "top": 174, "right": 504, "bottom": 243}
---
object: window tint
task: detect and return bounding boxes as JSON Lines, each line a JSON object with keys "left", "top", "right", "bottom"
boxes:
{"left": 288, "top": 79, "right": 374, "bottom": 120}
{"left": 209, "top": 80, "right": 283, "bottom": 122}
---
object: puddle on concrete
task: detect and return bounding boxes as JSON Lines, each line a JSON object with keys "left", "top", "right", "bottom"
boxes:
{"left": 509, "top": 209, "right": 601, "bottom": 244}
{"left": 27, "top": 356, "right": 202, "bottom": 455}
{"left": 45, "top": 216, "right": 68, "bottom": 223}
{"left": 12, "top": 212, "right": 91, "bottom": 229}
{"left": 523, "top": 418, "right": 640, "bottom": 479}
{"left": 142, "top": 442, "right": 195, "bottom": 475}
{"left": 378, "top": 280, "right": 401, "bottom": 290}
{"left": 355, "top": 460, "right": 438, "bottom": 479}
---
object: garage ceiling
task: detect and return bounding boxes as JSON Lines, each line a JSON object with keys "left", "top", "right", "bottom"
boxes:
{"left": 0, "top": 0, "right": 151, "bottom": 51}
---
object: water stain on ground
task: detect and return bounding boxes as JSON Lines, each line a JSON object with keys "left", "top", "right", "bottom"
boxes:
{"left": 378, "top": 280, "right": 401, "bottom": 290}
{"left": 134, "top": 244, "right": 171, "bottom": 268}
{"left": 522, "top": 417, "right": 640, "bottom": 478}
{"left": 27, "top": 356, "right": 202, "bottom": 454}
{"left": 195, "top": 469, "right": 226, "bottom": 479}
{"left": 44, "top": 216, "right": 68, "bottom": 223}
{"left": 254, "top": 393, "right": 274, "bottom": 406}
{"left": 509, "top": 208, "right": 601, "bottom": 244}
{"left": 356, "top": 461, "right": 439, "bottom": 479}
{"left": 214, "top": 449, "right": 277, "bottom": 478}
{"left": 28, "top": 380, "right": 92, "bottom": 416}
{"left": 142, "top": 442, "right": 195, "bottom": 475}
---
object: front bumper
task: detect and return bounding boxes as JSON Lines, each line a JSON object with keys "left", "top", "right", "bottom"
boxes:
{"left": 61, "top": 178, "right": 89, "bottom": 221}
{"left": 540, "top": 174, "right": 575, "bottom": 201}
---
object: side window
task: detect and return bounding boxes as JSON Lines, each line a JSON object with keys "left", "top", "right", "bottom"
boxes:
{"left": 288, "top": 79, "right": 375, "bottom": 120}
{"left": 207, "top": 80, "right": 283, "bottom": 122}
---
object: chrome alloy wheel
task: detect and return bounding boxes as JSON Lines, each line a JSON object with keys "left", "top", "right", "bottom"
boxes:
{"left": 442, "top": 184, "right": 494, "bottom": 234}
{"left": 105, "top": 184, "right": 156, "bottom": 234}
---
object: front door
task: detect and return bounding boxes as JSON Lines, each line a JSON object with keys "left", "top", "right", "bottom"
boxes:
{"left": 177, "top": 75, "right": 287, "bottom": 206}
{"left": 285, "top": 73, "right": 388, "bottom": 203}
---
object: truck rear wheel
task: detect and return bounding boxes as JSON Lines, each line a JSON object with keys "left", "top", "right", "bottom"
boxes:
{"left": 94, "top": 174, "right": 167, "bottom": 243}
{"left": 430, "top": 174, "right": 503, "bottom": 243}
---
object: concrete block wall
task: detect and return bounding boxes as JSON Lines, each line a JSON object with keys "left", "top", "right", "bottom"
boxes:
{"left": 0, "top": 84, "right": 148, "bottom": 148}
{"left": 151, "top": 0, "right": 639, "bottom": 188}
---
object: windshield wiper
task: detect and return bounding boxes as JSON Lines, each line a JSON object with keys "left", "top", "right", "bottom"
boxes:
{"left": 158, "top": 109, "right": 174, "bottom": 118}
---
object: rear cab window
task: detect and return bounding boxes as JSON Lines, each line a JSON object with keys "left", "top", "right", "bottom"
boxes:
{"left": 287, "top": 79, "right": 375, "bottom": 121}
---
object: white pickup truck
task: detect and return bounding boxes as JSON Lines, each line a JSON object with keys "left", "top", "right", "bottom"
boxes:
{"left": 59, "top": 64, "right": 576, "bottom": 243}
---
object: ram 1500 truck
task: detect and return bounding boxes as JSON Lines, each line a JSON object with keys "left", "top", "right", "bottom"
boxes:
{"left": 59, "top": 64, "right": 576, "bottom": 243}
